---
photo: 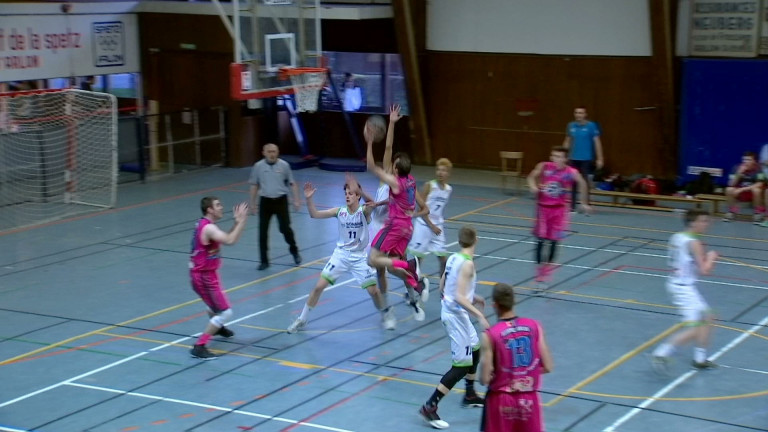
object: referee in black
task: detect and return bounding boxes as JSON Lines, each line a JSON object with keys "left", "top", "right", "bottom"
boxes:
{"left": 249, "top": 143, "right": 302, "bottom": 270}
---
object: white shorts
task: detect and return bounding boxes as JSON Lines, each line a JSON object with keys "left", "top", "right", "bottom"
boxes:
{"left": 441, "top": 307, "right": 479, "bottom": 366}
{"left": 666, "top": 281, "right": 710, "bottom": 323}
{"left": 407, "top": 221, "right": 446, "bottom": 257}
{"left": 322, "top": 249, "right": 377, "bottom": 289}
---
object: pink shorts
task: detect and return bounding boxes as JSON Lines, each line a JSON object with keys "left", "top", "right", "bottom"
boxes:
{"left": 371, "top": 221, "right": 414, "bottom": 258}
{"left": 481, "top": 392, "right": 543, "bottom": 432}
{"left": 533, "top": 205, "right": 568, "bottom": 241}
{"left": 191, "top": 270, "right": 230, "bottom": 313}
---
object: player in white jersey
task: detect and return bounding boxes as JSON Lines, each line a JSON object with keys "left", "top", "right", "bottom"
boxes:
{"left": 287, "top": 178, "right": 384, "bottom": 333}
{"left": 419, "top": 226, "right": 490, "bottom": 429}
{"left": 406, "top": 158, "right": 453, "bottom": 304}
{"left": 651, "top": 208, "right": 719, "bottom": 373}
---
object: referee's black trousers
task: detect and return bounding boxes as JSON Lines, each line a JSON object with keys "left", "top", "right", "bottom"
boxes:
{"left": 259, "top": 195, "right": 298, "bottom": 263}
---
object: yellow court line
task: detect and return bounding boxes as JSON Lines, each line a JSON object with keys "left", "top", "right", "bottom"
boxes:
{"left": 94, "top": 331, "right": 448, "bottom": 391}
{"left": 449, "top": 219, "right": 768, "bottom": 270}
{"left": 0, "top": 257, "right": 328, "bottom": 366}
{"left": 469, "top": 211, "right": 768, "bottom": 244}
{"left": 621, "top": 236, "right": 768, "bottom": 275}
{"left": 95, "top": 328, "right": 768, "bottom": 402}
{"left": 447, "top": 198, "right": 517, "bottom": 221}
{"left": 545, "top": 323, "right": 682, "bottom": 407}
{"left": 573, "top": 388, "right": 768, "bottom": 402}
{"left": 476, "top": 281, "right": 676, "bottom": 310}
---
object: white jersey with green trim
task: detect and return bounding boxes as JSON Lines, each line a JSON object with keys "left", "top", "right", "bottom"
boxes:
{"left": 418, "top": 180, "right": 452, "bottom": 227}
{"left": 371, "top": 183, "right": 390, "bottom": 227}
{"left": 336, "top": 205, "right": 369, "bottom": 253}
{"left": 668, "top": 231, "right": 698, "bottom": 285}
{"left": 441, "top": 252, "right": 476, "bottom": 314}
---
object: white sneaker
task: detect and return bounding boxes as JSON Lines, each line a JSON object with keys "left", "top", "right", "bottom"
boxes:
{"left": 382, "top": 309, "right": 397, "bottom": 330}
{"left": 410, "top": 301, "right": 426, "bottom": 321}
{"left": 287, "top": 318, "right": 307, "bottom": 334}
{"left": 419, "top": 277, "right": 430, "bottom": 303}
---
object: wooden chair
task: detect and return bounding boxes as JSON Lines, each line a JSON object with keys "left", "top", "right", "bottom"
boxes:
{"left": 499, "top": 151, "right": 524, "bottom": 192}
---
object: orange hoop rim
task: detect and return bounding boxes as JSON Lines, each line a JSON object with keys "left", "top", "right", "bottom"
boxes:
{"left": 278, "top": 66, "right": 328, "bottom": 80}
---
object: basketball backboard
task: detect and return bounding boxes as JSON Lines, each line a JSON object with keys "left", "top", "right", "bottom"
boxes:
{"left": 215, "top": 0, "right": 323, "bottom": 103}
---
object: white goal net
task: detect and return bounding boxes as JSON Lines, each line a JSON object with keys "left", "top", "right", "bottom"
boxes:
{"left": 0, "top": 89, "right": 117, "bottom": 232}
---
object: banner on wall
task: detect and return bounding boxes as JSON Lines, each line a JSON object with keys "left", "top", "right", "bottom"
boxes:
{"left": 0, "top": 14, "right": 139, "bottom": 82}
{"left": 689, "top": 0, "right": 761, "bottom": 57}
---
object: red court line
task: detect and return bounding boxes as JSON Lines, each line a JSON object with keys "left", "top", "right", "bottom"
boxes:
{"left": 7, "top": 271, "right": 320, "bottom": 365}
{"left": 280, "top": 348, "right": 449, "bottom": 432}
{"left": 0, "top": 180, "right": 249, "bottom": 237}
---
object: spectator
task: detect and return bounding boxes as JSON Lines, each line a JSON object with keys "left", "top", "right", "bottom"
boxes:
{"left": 563, "top": 106, "right": 603, "bottom": 212}
{"left": 723, "top": 151, "right": 764, "bottom": 223}
{"left": 342, "top": 73, "right": 362, "bottom": 112}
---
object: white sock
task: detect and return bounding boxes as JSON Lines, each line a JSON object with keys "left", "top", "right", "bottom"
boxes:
{"left": 299, "top": 304, "right": 312, "bottom": 321}
{"left": 693, "top": 347, "right": 707, "bottom": 363}
{"left": 653, "top": 343, "right": 674, "bottom": 358}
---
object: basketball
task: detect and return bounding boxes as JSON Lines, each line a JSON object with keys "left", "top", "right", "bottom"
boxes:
{"left": 365, "top": 115, "right": 387, "bottom": 143}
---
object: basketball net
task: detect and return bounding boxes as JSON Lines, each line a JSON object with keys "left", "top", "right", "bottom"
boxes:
{"left": 280, "top": 67, "right": 327, "bottom": 112}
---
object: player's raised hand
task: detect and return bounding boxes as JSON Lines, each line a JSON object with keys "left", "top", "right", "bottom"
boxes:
{"left": 304, "top": 182, "right": 316, "bottom": 199}
{"left": 233, "top": 202, "right": 249, "bottom": 222}
{"left": 389, "top": 104, "right": 403, "bottom": 123}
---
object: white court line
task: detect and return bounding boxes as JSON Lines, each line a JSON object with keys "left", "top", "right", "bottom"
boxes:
{"left": 0, "top": 243, "right": 456, "bottom": 425}
{"left": 475, "top": 253, "right": 768, "bottom": 291}
{"left": 0, "top": 425, "right": 28, "bottom": 432}
{"left": 602, "top": 315, "right": 768, "bottom": 432}
{"left": 65, "top": 382, "right": 354, "bottom": 432}
{"left": 477, "top": 235, "right": 768, "bottom": 271}
{"left": 0, "top": 299, "right": 289, "bottom": 409}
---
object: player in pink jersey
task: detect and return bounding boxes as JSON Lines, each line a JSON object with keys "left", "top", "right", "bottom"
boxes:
{"left": 527, "top": 146, "right": 591, "bottom": 285}
{"left": 480, "top": 283, "right": 553, "bottom": 432}
{"left": 189, "top": 197, "right": 249, "bottom": 360}
{"left": 365, "top": 123, "right": 429, "bottom": 330}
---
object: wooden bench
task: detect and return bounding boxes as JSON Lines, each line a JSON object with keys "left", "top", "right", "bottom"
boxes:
{"left": 589, "top": 189, "right": 706, "bottom": 211}
{"left": 694, "top": 194, "right": 727, "bottom": 214}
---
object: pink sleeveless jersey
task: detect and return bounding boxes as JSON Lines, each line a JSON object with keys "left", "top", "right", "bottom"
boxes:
{"left": 538, "top": 162, "right": 577, "bottom": 207}
{"left": 388, "top": 174, "right": 416, "bottom": 223}
{"left": 190, "top": 218, "right": 221, "bottom": 272}
{"left": 486, "top": 317, "right": 543, "bottom": 394}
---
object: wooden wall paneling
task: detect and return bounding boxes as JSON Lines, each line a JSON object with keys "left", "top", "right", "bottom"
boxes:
{"left": 425, "top": 52, "right": 675, "bottom": 177}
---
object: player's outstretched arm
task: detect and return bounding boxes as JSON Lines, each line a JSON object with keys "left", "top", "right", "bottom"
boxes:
{"left": 304, "top": 182, "right": 338, "bottom": 219}
{"left": 205, "top": 202, "right": 249, "bottom": 245}
{"left": 383, "top": 104, "right": 402, "bottom": 174}
{"left": 366, "top": 136, "right": 400, "bottom": 193}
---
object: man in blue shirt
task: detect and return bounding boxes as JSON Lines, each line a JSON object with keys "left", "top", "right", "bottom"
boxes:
{"left": 563, "top": 106, "right": 603, "bottom": 212}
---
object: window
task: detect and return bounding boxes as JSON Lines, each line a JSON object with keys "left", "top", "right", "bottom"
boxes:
{"left": 320, "top": 52, "right": 410, "bottom": 114}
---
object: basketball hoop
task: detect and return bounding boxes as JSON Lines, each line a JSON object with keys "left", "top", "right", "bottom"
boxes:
{"left": 279, "top": 67, "right": 327, "bottom": 112}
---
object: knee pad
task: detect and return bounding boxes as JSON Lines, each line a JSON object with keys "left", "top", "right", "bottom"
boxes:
{"left": 439, "top": 365, "right": 472, "bottom": 390}
{"left": 210, "top": 308, "right": 233, "bottom": 327}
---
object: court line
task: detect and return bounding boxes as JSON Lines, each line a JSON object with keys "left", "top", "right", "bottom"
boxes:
{"left": 447, "top": 197, "right": 517, "bottom": 221}
{"left": 0, "top": 257, "right": 327, "bottom": 366}
{"left": 64, "top": 382, "right": 353, "bottom": 432}
{"left": 0, "top": 180, "right": 249, "bottom": 237}
{"left": 471, "top": 211, "right": 768, "bottom": 244}
{"left": 0, "top": 276, "right": 359, "bottom": 414}
{"left": 0, "top": 301, "right": 286, "bottom": 410}
{"left": 602, "top": 314, "right": 768, "bottom": 431}
{"left": 546, "top": 323, "right": 682, "bottom": 407}
{"left": 477, "top": 235, "right": 768, "bottom": 273}
{"left": 474, "top": 252, "right": 768, "bottom": 292}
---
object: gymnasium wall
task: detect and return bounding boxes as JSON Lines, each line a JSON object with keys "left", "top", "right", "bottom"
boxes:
{"left": 427, "top": 0, "right": 652, "bottom": 56}
{"left": 420, "top": 0, "right": 676, "bottom": 177}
